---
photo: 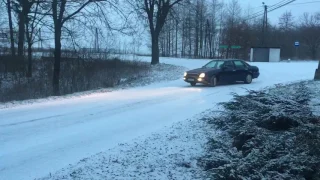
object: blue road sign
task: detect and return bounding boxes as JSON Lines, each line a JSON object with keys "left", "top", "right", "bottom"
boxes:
{"left": 295, "top": 41, "right": 300, "bottom": 46}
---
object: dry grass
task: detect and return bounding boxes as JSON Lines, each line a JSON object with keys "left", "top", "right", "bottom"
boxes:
{"left": 0, "top": 56, "right": 150, "bottom": 103}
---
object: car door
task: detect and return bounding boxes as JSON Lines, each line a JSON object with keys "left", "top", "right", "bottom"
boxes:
{"left": 233, "top": 60, "right": 248, "bottom": 81}
{"left": 219, "top": 61, "right": 236, "bottom": 82}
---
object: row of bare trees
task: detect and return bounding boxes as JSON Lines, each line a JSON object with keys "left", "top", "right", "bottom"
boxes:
{"left": 0, "top": 0, "right": 133, "bottom": 95}
{"left": 0, "top": 0, "right": 185, "bottom": 94}
{"left": 157, "top": 0, "right": 320, "bottom": 60}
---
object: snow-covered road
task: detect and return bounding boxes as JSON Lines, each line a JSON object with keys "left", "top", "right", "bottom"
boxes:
{"left": 0, "top": 58, "right": 318, "bottom": 180}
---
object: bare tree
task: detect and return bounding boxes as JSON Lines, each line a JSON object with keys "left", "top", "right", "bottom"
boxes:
{"left": 300, "top": 12, "right": 320, "bottom": 60}
{"left": 12, "top": 0, "right": 35, "bottom": 56}
{"left": 3, "top": 0, "right": 15, "bottom": 56}
{"left": 47, "top": 0, "right": 110, "bottom": 95}
{"left": 25, "top": 0, "right": 47, "bottom": 77}
{"left": 142, "top": 0, "right": 184, "bottom": 64}
{"left": 222, "top": 0, "right": 241, "bottom": 58}
{"left": 279, "top": 11, "right": 295, "bottom": 32}
{"left": 278, "top": 11, "right": 296, "bottom": 59}
{"left": 299, "top": 12, "right": 320, "bottom": 80}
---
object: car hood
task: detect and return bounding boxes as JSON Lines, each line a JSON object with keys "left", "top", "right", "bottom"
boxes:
{"left": 187, "top": 68, "right": 217, "bottom": 74}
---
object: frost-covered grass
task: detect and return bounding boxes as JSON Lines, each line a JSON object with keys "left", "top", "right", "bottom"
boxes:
{"left": 309, "top": 81, "right": 320, "bottom": 116}
{"left": 199, "top": 81, "right": 320, "bottom": 180}
{"left": 0, "top": 58, "right": 151, "bottom": 102}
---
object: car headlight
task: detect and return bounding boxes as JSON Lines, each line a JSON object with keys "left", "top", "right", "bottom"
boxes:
{"left": 184, "top": 72, "right": 187, "bottom": 76}
{"left": 199, "top": 73, "right": 205, "bottom": 78}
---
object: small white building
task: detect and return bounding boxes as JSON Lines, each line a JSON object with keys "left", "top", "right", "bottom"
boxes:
{"left": 250, "top": 47, "right": 281, "bottom": 62}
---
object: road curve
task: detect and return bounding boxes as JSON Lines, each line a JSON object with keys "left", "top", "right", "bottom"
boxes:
{"left": 0, "top": 59, "right": 317, "bottom": 180}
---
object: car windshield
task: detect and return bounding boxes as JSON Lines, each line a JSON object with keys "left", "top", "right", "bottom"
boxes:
{"left": 203, "top": 60, "right": 225, "bottom": 69}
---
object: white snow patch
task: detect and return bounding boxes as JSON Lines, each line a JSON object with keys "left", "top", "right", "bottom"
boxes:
{"left": 36, "top": 113, "right": 215, "bottom": 180}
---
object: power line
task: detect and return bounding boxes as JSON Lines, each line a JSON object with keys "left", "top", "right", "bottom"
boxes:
{"left": 288, "top": 0, "right": 320, "bottom": 6}
{"left": 268, "top": 0, "right": 290, "bottom": 8}
{"left": 245, "top": 0, "right": 296, "bottom": 21}
{"left": 268, "top": 0, "right": 296, "bottom": 13}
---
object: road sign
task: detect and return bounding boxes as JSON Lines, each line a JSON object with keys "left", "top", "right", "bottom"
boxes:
{"left": 219, "top": 45, "right": 228, "bottom": 49}
{"left": 231, "top": 45, "right": 241, "bottom": 49}
{"left": 295, "top": 41, "right": 300, "bottom": 47}
{"left": 219, "top": 45, "right": 241, "bottom": 49}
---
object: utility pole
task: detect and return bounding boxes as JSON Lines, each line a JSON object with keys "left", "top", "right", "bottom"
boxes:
{"left": 261, "top": 2, "right": 268, "bottom": 46}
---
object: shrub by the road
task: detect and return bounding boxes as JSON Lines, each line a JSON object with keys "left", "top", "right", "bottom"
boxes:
{"left": 199, "top": 82, "right": 320, "bottom": 180}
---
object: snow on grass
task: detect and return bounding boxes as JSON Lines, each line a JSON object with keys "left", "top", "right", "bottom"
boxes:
{"left": 198, "top": 81, "right": 320, "bottom": 179}
{"left": 0, "top": 63, "right": 186, "bottom": 109}
{"left": 308, "top": 81, "right": 320, "bottom": 116}
{"left": 118, "top": 63, "right": 187, "bottom": 88}
{"left": 36, "top": 112, "right": 214, "bottom": 180}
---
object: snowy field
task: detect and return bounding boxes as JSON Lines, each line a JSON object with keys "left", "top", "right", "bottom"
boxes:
{"left": 0, "top": 57, "right": 318, "bottom": 180}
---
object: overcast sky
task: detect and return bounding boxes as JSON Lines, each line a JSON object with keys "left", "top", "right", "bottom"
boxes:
{"left": 239, "top": 0, "right": 320, "bottom": 24}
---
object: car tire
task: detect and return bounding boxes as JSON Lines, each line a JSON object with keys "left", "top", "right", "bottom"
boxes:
{"left": 244, "top": 74, "right": 253, "bottom": 84}
{"left": 209, "top": 76, "right": 217, "bottom": 87}
{"left": 190, "top": 82, "right": 196, "bottom": 86}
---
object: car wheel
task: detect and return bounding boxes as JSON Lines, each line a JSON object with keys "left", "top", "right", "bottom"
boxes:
{"left": 209, "top": 76, "right": 217, "bottom": 87}
{"left": 244, "top": 74, "right": 253, "bottom": 84}
{"left": 190, "top": 82, "right": 196, "bottom": 86}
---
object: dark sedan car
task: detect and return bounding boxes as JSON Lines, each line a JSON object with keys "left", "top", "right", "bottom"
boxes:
{"left": 183, "top": 59, "right": 260, "bottom": 86}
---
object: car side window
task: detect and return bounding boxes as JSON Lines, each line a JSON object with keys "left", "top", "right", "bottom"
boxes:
{"left": 234, "top": 60, "right": 247, "bottom": 68}
{"left": 223, "top": 61, "right": 235, "bottom": 68}
{"left": 217, "top": 61, "right": 225, "bottom": 69}
{"left": 204, "top": 61, "right": 217, "bottom": 68}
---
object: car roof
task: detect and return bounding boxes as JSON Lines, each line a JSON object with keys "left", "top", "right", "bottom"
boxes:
{"left": 210, "top": 59, "right": 242, "bottom": 61}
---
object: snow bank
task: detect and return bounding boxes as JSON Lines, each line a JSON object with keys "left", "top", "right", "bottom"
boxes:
{"left": 36, "top": 113, "right": 214, "bottom": 180}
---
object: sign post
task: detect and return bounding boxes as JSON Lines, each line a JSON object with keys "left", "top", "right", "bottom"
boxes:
{"left": 295, "top": 41, "right": 299, "bottom": 59}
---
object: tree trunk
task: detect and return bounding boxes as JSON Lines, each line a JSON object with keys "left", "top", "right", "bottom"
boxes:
{"left": 26, "top": 42, "right": 32, "bottom": 77}
{"left": 151, "top": 34, "right": 160, "bottom": 65}
{"left": 53, "top": 27, "right": 62, "bottom": 95}
{"left": 194, "top": 21, "right": 199, "bottom": 57}
{"left": 18, "top": 13, "right": 26, "bottom": 56}
{"left": 6, "top": 0, "right": 15, "bottom": 56}
{"left": 176, "top": 20, "right": 178, "bottom": 57}
{"left": 168, "top": 28, "right": 171, "bottom": 56}
{"left": 181, "top": 22, "right": 185, "bottom": 57}
{"left": 199, "top": 21, "right": 203, "bottom": 58}
{"left": 188, "top": 17, "right": 191, "bottom": 57}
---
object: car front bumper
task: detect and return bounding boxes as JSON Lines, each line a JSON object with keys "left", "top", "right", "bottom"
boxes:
{"left": 184, "top": 76, "right": 209, "bottom": 84}
{"left": 253, "top": 72, "right": 260, "bottom": 78}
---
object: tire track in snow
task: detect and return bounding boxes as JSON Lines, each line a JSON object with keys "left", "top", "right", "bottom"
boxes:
{"left": 1, "top": 88, "right": 221, "bottom": 128}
